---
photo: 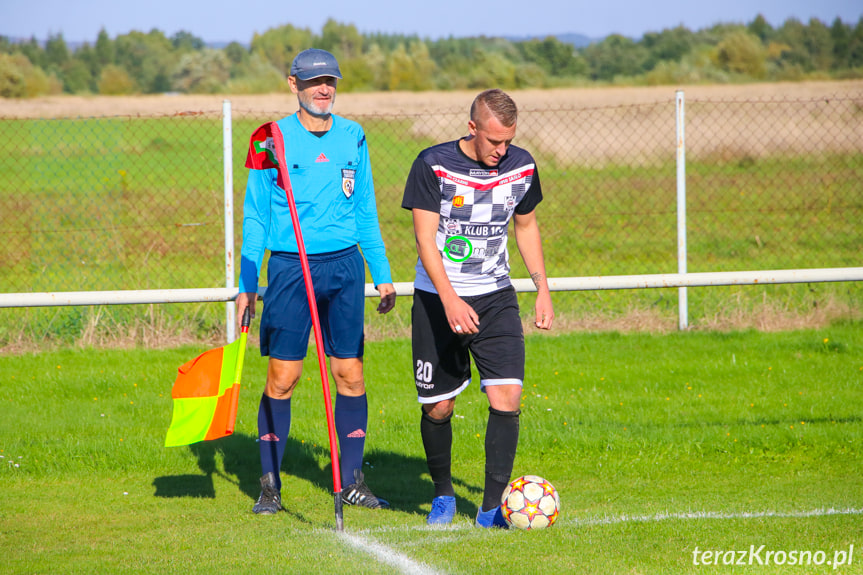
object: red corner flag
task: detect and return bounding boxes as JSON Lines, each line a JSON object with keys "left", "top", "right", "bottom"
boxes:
{"left": 245, "top": 122, "right": 287, "bottom": 190}
{"left": 244, "top": 121, "right": 345, "bottom": 530}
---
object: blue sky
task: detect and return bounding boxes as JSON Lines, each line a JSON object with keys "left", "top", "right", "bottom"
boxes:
{"left": 1, "top": 0, "right": 860, "bottom": 43}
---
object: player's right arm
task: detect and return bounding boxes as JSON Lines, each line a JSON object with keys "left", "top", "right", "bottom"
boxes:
{"left": 403, "top": 153, "right": 479, "bottom": 334}
{"left": 412, "top": 208, "right": 479, "bottom": 334}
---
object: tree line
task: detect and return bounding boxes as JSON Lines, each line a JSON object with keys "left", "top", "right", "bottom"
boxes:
{"left": 1, "top": 15, "right": 862, "bottom": 98}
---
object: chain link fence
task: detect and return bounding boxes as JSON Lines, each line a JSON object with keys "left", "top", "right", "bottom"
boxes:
{"left": 1, "top": 91, "right": 860, "bottom": 344}
{"left": 1, "top": 113, "right": 229, "bottom": 292}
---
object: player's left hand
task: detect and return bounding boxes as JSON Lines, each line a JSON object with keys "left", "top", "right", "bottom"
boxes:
{"left": 376, "top": 283, "right": 396, "bottom": 314}
{"left": 534, "top": 290, "right": 554, "bottom": 330}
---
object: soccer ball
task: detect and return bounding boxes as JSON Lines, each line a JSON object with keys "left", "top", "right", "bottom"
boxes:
{"left": 501, "top": 475, "right": 560, "bottom": 530}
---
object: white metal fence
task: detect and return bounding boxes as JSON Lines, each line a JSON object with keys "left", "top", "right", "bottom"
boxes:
{"left": 1, "top": 92, "right": 861, "bottom": 343}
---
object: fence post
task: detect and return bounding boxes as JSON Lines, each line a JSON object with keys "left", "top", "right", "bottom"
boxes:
{"left": 223, "top": 99, "right": 236, "bottom": 343}
{"left": 676, "top": 90, "right": 688, "bottom": 330}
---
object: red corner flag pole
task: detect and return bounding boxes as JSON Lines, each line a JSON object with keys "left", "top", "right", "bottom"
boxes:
{"left": 248, "top": 122, "right": 344, "bottom": 531}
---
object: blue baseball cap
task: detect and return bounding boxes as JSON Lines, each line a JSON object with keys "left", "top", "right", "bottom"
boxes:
{"left": 290, "top": 48, "right": 342, "bottom": 80}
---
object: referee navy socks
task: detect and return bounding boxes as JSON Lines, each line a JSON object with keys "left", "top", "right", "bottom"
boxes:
{"left": 257, "top": 394, "right": 292, "bottom": 490}
{"left": 335, "top": 393, "right": 368, "bottom": 487}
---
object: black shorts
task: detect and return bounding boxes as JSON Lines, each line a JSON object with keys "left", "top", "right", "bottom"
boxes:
{"left": 411, "top": 287, "right": 525, "bottom": 404}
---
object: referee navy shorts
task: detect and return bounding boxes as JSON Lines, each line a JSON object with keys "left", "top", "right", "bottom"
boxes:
{"left": 260, "top": 246, "right": 365, "bottom": 361}
{"left": 411, "top": 286, "right": 525, "bottom": 404}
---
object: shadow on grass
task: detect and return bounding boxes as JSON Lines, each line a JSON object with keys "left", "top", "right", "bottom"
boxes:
{"left": 152, "top": 433, "right": 482, "bottom": 517}
{"left": 152, "top": 432, "right": 258, "bottom": 500}
{"left": 365, "top": 450, "right": 484, "bottom": 518}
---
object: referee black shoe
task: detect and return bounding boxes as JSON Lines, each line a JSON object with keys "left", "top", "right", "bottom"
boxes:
{"left": 252, "top": 472, "right": 282, "bottom": 515}
{"left": 341, "top": 469, "right": 390, "bottom": 509}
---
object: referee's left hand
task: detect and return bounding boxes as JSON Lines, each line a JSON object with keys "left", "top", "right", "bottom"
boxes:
{"left": 376, "top": 283, "right": 396, "bottom": 314}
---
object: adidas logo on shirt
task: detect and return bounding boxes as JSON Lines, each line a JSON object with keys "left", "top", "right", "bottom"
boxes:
{"left": 316, "top": 153, "right": 329, "bottom": 163}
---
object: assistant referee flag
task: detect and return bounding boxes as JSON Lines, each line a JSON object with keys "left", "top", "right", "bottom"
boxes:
{"left": 165, "top": 312, "right": 249, "bottom": 447}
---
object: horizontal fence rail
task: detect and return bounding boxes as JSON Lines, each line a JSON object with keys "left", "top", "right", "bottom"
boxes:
{"left": 3, "top": 268, "right": 861, "bottom": 308}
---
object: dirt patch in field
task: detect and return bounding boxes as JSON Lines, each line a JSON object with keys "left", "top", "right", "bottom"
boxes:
{"left": 2, "top": 80, "right": 861, "bottom": 119}
{"left": 3, "top": 81, "right": 861, "bottom": 168}
{"left": 2, "top": 300, "right": 857, "bottom": 356}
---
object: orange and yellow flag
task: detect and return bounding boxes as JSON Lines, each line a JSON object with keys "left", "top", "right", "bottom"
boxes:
{"left": 165, "top": 329, "right": 247, "bottom": 447}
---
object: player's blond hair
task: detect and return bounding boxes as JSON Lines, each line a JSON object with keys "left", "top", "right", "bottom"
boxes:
{"left": 470, "top": 89, "right": 518, "bottom": 128}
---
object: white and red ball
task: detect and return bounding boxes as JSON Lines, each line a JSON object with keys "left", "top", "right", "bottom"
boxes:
{"left": 501, "top": 475, "right": 560, "bottom": 530}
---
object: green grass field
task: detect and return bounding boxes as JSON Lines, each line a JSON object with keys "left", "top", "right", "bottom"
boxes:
{"left": 2, "top": 324, "right": 862, "bottom": 573}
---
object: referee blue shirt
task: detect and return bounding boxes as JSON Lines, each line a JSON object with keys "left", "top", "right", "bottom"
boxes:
{"left": 239, "top": 113, "right": 392, "bottom": 293}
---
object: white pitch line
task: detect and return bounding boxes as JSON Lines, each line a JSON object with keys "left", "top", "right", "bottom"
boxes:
{"left": 349, "top": 507, "right": 863, "bottom": 536}
{"left": 564, "top": 507, "right": 863, "bottom": 528}
{"left": 337, "top": 530, "right": 445, "bottom": 575}
{"left": 329, "top": 507, "right": 863, "bottom": 573}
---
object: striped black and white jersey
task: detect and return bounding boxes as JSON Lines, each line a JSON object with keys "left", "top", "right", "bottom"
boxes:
{"left": 401, "top": 139, "right": 543, "bottom": 296}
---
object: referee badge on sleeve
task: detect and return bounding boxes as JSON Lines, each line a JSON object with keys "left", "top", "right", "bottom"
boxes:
{"left": 341, "top": 168, "right": 356, "bottom": 198}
